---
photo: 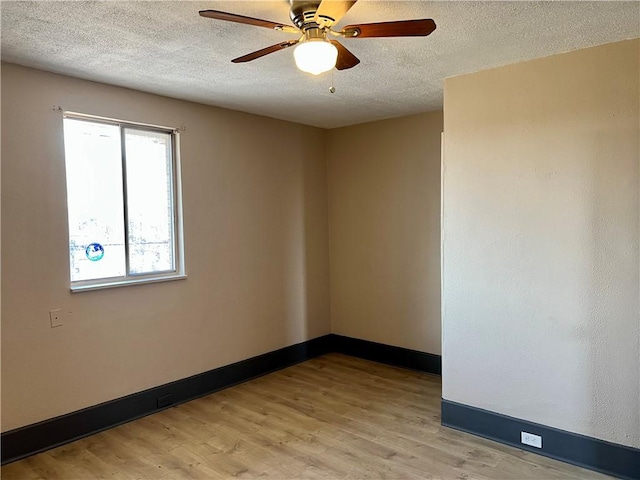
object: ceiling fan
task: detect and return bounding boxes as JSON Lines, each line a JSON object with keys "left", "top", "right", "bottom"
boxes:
{"left": 199, "top": 0, "right": 436, "bottom": 75}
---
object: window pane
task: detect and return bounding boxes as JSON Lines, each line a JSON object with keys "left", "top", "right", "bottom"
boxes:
{"left": 63, "top": 119, "right": 126, "bottom": 282}
{"left": 124, "top": 129, "right": 175, "bottom": 275}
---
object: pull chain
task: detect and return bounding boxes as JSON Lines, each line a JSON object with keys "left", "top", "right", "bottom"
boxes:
{"left": 329, "top": 69, "right": 336, "bottom": 94}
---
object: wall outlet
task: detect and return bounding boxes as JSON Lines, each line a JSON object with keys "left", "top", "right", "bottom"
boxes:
{"left": 521, "top": 431, "right": 542, "bottom": 448}
{"left": 49, "top": 308, "right": 64, "bottom": 328}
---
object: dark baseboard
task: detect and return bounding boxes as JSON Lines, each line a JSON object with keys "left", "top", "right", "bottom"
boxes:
{"left": 17, "top": 335, "right": 634, "bottom": 479}
{"left": 330, "top": 334, "right": 441, "bottom": 375}
{"left": 1, "top": 334, "right": 334, "bottom": 465}
{"left": 442, "top": 399, "right": 640, "bottom": 480}
{"left": 1, "top": 333, "right": 441, "bottom": 466}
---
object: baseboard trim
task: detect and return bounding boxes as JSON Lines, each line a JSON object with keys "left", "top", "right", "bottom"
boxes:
{"left": 331, "top": 334, "right": 441, "bottom": 375}
{"left": 1, "top": 334, "right": 441, "bottom": 465}
{"left": 1, "top": 334, "right": 334, "bottom": 465}
{"left": 441, "top": 399, "right": 640, "bottom": 480}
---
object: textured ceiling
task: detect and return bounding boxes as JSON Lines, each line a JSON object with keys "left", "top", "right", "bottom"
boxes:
{"left": 2, "top": 1, "right": 639, "bottom": 128}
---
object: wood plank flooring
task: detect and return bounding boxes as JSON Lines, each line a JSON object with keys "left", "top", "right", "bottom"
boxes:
{"left": 1, "top": 353, "right": 611, "bottom": 479}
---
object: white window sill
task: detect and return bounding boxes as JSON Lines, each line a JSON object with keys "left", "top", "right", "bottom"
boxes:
{"left": 70, "top": 274, "right": 187, "bottom": 293}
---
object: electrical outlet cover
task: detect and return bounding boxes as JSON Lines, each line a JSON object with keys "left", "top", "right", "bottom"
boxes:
{"left": 521, "top": 431, "right": 542, "bottom": 448}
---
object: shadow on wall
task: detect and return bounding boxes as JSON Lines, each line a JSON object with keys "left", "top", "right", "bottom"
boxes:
{"left": 279, "top": 125, "right": 331, "bottom": 345}
{"left": 585, "top": 130, "right": 640, "bottom": 450}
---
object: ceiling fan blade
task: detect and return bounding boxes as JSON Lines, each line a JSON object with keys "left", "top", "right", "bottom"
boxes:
{"left": 199, "top": 10, "right": 299, "bottom": 34}
{"left": 231, "top": 40, "right": 299, "bottom": 63}
{"left": 341, "top": 19, "right": 436, "bottom": 38}
{"left": 314, "top": 0, "right": 358, "bottom": 28}
{"left": 330, "top": 40, "right": 360, "bottom": 70}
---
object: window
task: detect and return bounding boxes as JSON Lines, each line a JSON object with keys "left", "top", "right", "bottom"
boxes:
{"left": 63, "top": 113, "right": 185, "bottom": 291}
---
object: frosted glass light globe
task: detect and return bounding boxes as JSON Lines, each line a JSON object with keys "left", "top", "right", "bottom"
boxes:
{"left": 294, "top": 40, "right": 338, "bottom": 75}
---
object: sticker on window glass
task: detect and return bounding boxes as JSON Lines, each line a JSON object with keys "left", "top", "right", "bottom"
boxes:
{"left": 85, "top": 243, "right": 105, "bottom": 262}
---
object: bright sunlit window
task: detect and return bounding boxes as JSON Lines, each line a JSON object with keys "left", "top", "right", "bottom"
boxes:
{"left": 63, "top": 113, "right": 184, "bottom": 291}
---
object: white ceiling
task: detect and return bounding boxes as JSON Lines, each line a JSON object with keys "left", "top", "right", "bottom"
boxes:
{"left": 2, "top": 1, "right": 639, "bottom": 128}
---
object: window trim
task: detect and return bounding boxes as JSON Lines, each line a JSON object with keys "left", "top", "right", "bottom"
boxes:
{"left": 70, "top": 273, "right": 187, "bottom": 293}
{"left": 63, "top": 112, "right": 186, "bottom": 292}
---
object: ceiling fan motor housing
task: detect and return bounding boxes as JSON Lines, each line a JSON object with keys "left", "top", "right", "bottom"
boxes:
{"left": 290, "top": 0, "right": 324, "bottom": 30}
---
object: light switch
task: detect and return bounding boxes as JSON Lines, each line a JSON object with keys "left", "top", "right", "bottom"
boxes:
{"left": 49, "top": 308, "right": 63, "bottom": 328}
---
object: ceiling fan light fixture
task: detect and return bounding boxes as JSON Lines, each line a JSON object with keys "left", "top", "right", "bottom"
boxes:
{"left": 293, "top": 39, "right": 338, "bottom": 75}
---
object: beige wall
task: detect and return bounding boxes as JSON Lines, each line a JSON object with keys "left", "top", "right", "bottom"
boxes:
{"left": 327, "top": 113, "right": 443, "bottom": 354}
{"left": 442, "top": 39, "right": 639, "bottom": 448}
{"left": 1, "top": 63, "right": 331, "bottom": 432}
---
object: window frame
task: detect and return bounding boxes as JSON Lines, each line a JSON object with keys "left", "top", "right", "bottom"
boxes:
{"left": 63, "top": 112, "right": 186, "bottom": 292}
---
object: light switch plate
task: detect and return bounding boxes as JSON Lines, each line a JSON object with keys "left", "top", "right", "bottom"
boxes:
{"left": 49, "top": 308, "right": 63, "bottom": 328}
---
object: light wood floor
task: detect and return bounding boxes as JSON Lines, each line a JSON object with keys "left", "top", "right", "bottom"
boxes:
{"left": 2, "top": 353, "right": 611, "bottom": 479}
